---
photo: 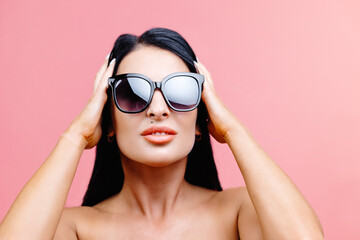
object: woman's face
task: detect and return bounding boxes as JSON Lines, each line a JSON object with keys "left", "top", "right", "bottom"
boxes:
{"left": 111, "top": 45, "right": 198, "bottom": 167}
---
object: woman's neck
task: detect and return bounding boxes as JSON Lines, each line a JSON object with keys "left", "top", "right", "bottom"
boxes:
{"left": 116, "top": 155, "right": 190, "bottom": 222}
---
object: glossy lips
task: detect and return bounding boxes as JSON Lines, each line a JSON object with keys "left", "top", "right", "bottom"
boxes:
{"left": 141, "top": 126, "right": 177, "bottom": 144}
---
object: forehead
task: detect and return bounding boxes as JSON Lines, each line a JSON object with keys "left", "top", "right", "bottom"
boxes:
{"left": 116, "top": 45, "right": 190, "bottom": 81}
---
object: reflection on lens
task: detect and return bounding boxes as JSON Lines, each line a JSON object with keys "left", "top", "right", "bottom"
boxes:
{"left": 115, "top": 77, "right": 151, "bottom": 112}
{"left": 164, "top": 76, "right": 199, "bottom": 110}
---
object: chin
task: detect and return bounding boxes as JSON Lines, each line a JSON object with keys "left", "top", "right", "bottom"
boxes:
{"left": 141, "top": 160, "right": 179, "bottom": 168}
{"left": 118, "top": 139, "right": 194, "bottom": 168}
{"left": 137, "top": 153, "right": 188, "bottom": 167}
{"left": 120, "top": 149, "right": 189, "bottom": 168}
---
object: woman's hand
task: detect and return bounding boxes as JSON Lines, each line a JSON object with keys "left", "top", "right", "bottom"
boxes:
{"left": 64, "top": 56, "right": 116, "bottom": 149}
{"left": 195, "top": 60, "right": 240, "bottom": 143}
{"left": 196, "top": 60, "right": 324, "bottom": 240}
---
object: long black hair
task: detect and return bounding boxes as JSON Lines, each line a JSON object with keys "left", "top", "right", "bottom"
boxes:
{"left": 82, "top": 27, "right": 222, "bottom": 207}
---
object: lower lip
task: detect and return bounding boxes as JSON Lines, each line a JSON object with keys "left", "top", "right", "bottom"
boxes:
{"left": 143, "top": 134, "right": 175, "bottom": 144}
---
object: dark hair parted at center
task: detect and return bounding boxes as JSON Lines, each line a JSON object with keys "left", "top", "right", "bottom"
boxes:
{"left": 82, "top": 27, "right": 222, "bottom": 207}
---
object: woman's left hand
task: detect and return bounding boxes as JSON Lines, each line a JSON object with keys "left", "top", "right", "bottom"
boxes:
{"left": 195, "top": 60, "right": 240, "bottom": 144}
{"left": 195, "top": 61, "right": 324, "bottom": 240}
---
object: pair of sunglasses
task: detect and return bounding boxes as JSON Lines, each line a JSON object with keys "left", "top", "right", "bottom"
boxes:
{"left": 108, "top": 72, "right": 204, "bottom": 113}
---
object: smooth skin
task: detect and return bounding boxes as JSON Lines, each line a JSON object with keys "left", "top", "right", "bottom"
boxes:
{"left": 0, "top": 46, "right": 324, "bottom": 240}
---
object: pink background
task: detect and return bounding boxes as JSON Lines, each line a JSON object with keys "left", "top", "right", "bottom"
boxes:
{"left": 1, "top": 0, "right": 359, "bottom": 238}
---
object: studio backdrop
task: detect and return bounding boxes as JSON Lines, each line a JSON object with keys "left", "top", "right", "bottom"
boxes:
{"left": 1, "top": 1, "right": 359, "bottom": 239}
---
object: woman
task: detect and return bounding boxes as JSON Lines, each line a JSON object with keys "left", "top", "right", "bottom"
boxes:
{"left": 0, "top": 28, "right": 324, "bottom": 239}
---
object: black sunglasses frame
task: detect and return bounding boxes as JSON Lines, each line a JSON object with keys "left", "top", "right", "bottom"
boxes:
{"left": 108, "top": 72, "right": 205, "bottom": 113}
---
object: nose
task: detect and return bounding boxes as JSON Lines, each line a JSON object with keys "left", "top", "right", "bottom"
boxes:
{"left": 146, "top": 89, "right": 170, "bottom": 120}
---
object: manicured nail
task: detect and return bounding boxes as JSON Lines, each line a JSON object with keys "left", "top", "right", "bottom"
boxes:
{"left": 193, "top": 61, "right": 200, "bottom": 73}
{"left": 194, "top": 61, "right": 199, "bottom": 68}
{"left": 110, "top": 58, "right": 116, "bottom": 65}
{"left": 106, "top": 53, "right": 110, "bottom": 59}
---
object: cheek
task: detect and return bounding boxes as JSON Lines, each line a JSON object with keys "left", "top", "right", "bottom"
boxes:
{"left": 113, "top": 113, "right": 141, "bottom": 152}
{"left": 174, "top": 110, "right": 198, "bottom": 150}
{"left": 179, "top": 114, "right": 197, "bottom": 138}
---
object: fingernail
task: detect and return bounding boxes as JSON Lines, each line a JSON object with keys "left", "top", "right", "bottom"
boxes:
{"left": 194, "top": 61, "right": 199, "bottom": 68}
{"left": 193, "top": 61, "right": 200, "bottom": 73}
{"left": 106, "top": 53, "right": 110, "bottom": 59}
{"left": 110, "top": 58, "right": 116, "bottom": 65}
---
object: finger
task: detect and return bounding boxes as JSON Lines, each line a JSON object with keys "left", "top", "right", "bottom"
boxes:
{"left": 194, "top": 60, "right": 215, "bottom": 89}
{"left": 79, "top": 58, "right": 116, "bottom": 130}
{"left": 93, "top": 54, "right": 111, "bottom": 95}
{"left": 86, "top": 58, "right": 116, "bottom": 121}
{"left": 93, "top": 58, "right": 116, "bottom": 99}
{"left": 199, "top": 61, "right": 215, "bottom": 89}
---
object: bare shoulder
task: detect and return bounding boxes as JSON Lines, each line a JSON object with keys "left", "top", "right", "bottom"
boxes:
{"left": 53, "top": 206, "right": 94, "bottom": 240}
{"left": 225, "top": 186, "right": 263, "bottom": 239}
{"left": 218, "top": 186, "right": 248, "bottom": 198}
{"left": 184, "top": 185, "right": 249, "bottom": 213}
{"left": 213, "top": 186, "right": 248, "bottom": 207}
{"left": 212, "top": 186, "right": 263, "bottom": 238}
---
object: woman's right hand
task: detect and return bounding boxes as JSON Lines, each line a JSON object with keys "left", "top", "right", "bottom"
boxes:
{"left": 63, "top": 56, "right": 116, "bottom": 149}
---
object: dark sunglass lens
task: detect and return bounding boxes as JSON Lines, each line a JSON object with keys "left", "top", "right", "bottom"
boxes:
{"left": 164, "top": 76, "right": 199, "bottom": 110}
{"left": 115, "top": 77, "right": 151, "bottom": 112}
